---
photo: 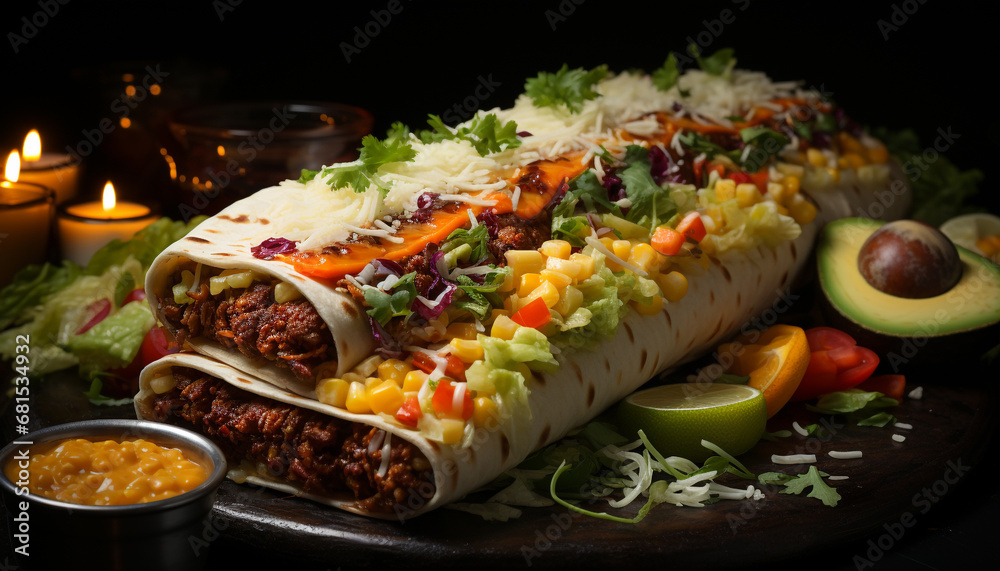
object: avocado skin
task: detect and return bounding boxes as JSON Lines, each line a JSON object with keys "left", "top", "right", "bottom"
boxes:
{"left": 816, "top": 217, "right": 1000, "bottom": 370}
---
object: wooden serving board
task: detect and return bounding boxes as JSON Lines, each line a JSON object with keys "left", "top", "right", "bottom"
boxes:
{"left": 204, "top": 378, "right": 996, "bottom": 569}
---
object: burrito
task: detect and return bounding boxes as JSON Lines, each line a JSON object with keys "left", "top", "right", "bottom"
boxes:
{"left": 139, "top": 60, "right": 910, "bottom": 518}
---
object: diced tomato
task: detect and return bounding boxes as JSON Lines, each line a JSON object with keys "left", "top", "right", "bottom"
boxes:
{"left": 431, "top": 380, "right": 474, "bottom": 420}
{"left": 395, "top": 395, "right": 423, "bottom": 427}
{"left": 727, "top": 172, "right": 753, "bottom": 185}
{"left": 790, "top": 327, "right": 880, "bottom": 402}
{"left": 121, "top": 288, "right": 147, "bottom": 306}
{"left": 651, "top": 226, "right": 685, "bottom": 256}
{"left": 855, "top": 374, "right": 906, "bottom": 401}
{"left": 675, "top": 211, "right": 707, "bottom": 243}
{"left": 76, "top": 299, "right": 112, "bottom": 335}
{"left": 511, "top": 297, "right": 552, "bottom": 329}
{"left": 140, "top": 325, "right": 179, "bottom": 366}
{"left": 411, "top": 351, "right": 467, "bottom": 382}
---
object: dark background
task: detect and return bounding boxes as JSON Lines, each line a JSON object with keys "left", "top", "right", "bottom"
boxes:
{"left": 1, "top": 0, "right": 996, "bottom": 569}
{"left": 0, "top": 0, "right": 996, "bottom": 213}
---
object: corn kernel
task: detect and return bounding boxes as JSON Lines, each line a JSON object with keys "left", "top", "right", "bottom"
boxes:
{"left": 736, "top": 183, "right": 762, "bottom": 208}
{"left": 364, "top": 376, "right": 381, "bottom": 390}
{"left": 445, "top": 322, "right": 479, "bottom": 341}
{"left": 705, "top": 206, "right": 724, "bottom": 229}
{"left": 525, "top": 280, "right": 560, "bottom": 309}
{"left": 368, "top": 380, "right": 405, "bottom": 415}
{"left": 449, "top": 337, "right": 485, "bottom": 363}
{"left": 440, "top": 419, "right": 466, "bottom": 445}
{"left": 540, "top": 269, "right": 573, "bottom": 289}
{"left": 402, "top": 370, "right": 428, "bottom": 393}
{"left": 789, "top": 194, "right": 818, "bottom": 225}
{"left": 503, "top": 293, "right": 519, "bottom": 313}
{"left": 504, "top": 249, "right": 544, "bottom": 278}
{"left": 767, "top": 181, "right": 787, "bottom": 205}
{"left": 341, "top": 371, "right": 366, "bottom": 385}
{"left": 540, "top": 239, "right": 572, "bottom": 260}
{"left": 838, "top": 132, "right": 864, "bottom": 154}
{"left": 377, "top": 359, "right": 413, "bottom": 385}
{"left": 612, "top": 240, "right": 632, "bottom": 261}
{"left": 518, "top": 273, "right": 542, "bottom": 297}
{"left": 840, "top": 153, "right": 867, "bottom": 170}
{"left": 781, "top": 176, "right": 800, "bottom": 197}
{"left": 352, "top": 355, "right": 384, "bottom": 378}
{"left": 826, "top": 167, "right": 841, "bottom": 183}
{"left": 628, "top": 243, "right": 659, "bottom": 274}
{"left": 497, "top": 268, "right": 515, "bottom": 292}
{"left": 866, "top": 142, "right": 889, "bottom": 164}
{"left": 776, "top": 203, "right": 790, "bottom": 216}
{"left": 714, "top": 179, "right": 736, "bottom": 202}
{"left": 472, "top": 396, "right": 499, "bottom": 428}
{"left": 316, "top": 378, "right": 350, "bottom": 408}
{"left": 657, "top": 271, "right": 688, "bottom": 303}
{"left": 775, "top": 162, "right": 805, "bottom": 178}
{"left": 807, "top": 148, "right": 828, "bottom": 167}
{"left": 544, "top": 256, "right": 582, "bottom": 280}
{"left": 491, "top": 315, "right": 519, "bottom": 340}
{"left": 631, "top": 295, "right": 664, "bottom": 316}
{"left": 553, "top": 285, "right": 583, "bottom": 317}
{"left": 345, "top": 382, "right": 371, "bottom": 414}
{"left": 598, "top": 236, "right": 615, "bottom": 251}
{"left": 568, "top": 253, "right": 595, "bottom": 280}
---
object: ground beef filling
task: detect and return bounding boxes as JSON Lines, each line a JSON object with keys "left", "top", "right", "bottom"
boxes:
{"left": 160, "top": 280, "right": 335, "bottom": 380}
{"left": 151, "top": 368, "right": 435, "bottom": 513}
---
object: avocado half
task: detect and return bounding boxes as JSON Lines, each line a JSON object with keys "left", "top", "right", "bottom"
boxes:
{"left": 817, "top": 217, "right": 1000, "bottom": 368}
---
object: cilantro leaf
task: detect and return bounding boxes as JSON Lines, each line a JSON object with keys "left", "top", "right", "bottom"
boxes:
{"left": 524, "top": 64, "right": 608, "bottom": 113}
{"left": 550, "top": 215, "right": 591, "bottom": 247}
{"left": 689, "top": 44, "right": 736, "bottom": 76}
{"left": 441, "top": 225, "right": 491, "bottom": 265}
{"left": 677, "top": 131, "right": 741, "bottom": 164}
{"left": 385, "top": 121, "right": 411, "bottom": 144}
{"left": 779, "top": 466, "right": 841, "bottom": 507}
{"left": 551, "top": 169, "right": 622, "bottom": 219}
{"left": 363, "top": 273, "right": 419, "bottom": 326}
{"left": 740, "top": 127, "right": 790, "bottom": 173}
{"left": 297, "top": 169, "right": 319, "bottom": 184}
{"left": 418, "top": 113, "right": 521, "bottom": 156}
{"left": 453, "top": 270, "right": 509, "bottom": 321}
{"left": 321, "top": 134, "right": 416, "bottom": 192}
{"left": 619, "top": 145, "right": 677, "bottom": 232}
{"left": 652, "top": 53, "right": 680, "bottom": 92}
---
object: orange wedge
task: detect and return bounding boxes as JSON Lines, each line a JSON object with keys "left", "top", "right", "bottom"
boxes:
{"left": 716, "top": 324, "right": 810, "bottom": 418}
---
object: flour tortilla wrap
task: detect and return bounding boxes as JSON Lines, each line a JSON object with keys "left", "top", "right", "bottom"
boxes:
{"left": 137, "top": 219, "right": 821, "bottom": 519}
{"left": 145, "top": 187, "right": 377, "bottom": 397}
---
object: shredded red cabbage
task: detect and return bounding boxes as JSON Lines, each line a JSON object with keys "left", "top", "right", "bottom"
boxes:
{"left": 251, "top": 237, "right": 298, "bottom": 260}
{"left": 368, "top": 316, "right": 405, "bottom": 360}
{"left": 412, "top": 250, "right": 457, "bottom": 320}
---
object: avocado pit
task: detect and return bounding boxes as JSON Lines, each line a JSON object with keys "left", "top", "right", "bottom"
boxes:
{"left": 857, "top": 220, "right": 962, "bottom": 299}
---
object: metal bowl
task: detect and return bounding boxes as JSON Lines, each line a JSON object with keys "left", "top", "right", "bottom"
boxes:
{"left": 0, "top": 419, "right": 227, "bottom": 571}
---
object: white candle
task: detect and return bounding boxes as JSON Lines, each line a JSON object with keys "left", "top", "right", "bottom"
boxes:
{"left": 0, "top": 180, "right": 54, "bottom": 286}
{"left": 57, "top": 181, "right": 158, "bottom": 267}
{"left": 17, "top": 130, "right": 80, "bottom": 205}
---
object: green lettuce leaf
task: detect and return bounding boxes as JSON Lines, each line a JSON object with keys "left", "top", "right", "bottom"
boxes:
{"left": 65, "top": 300, "right": 155, "bottom": 377}
{"left": 86, "top": 216, "right": 206, "bottom": 276}
{"left": 0, "top": 260, "right": 83, "bottom": 329}
{"left": 619, "top": 145, "right": 677, "bottom": 232}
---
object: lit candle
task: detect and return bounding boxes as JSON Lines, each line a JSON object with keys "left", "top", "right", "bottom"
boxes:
{"left": 57, "top": 181, "right": 159, "bottom": 267}
{"left": 1, "top": 151, "right": 54, "bottom": 285}
{"left": 17, "top": 129, "right": 80, "bottom": 205}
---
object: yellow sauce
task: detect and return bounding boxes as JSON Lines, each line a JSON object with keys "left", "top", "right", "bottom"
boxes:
{"left": 4, "top": 438, "right": 211, "bottom": 506}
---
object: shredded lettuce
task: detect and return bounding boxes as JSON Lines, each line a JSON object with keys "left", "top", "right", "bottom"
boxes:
{"left": 466, "top": 327, "right": 558, "bottom": 422}
{"left": 0, "top": 261, "right": 83, "bottom": 329}
{"left": 65, "top": 300, "right": 155, "bottom": 377}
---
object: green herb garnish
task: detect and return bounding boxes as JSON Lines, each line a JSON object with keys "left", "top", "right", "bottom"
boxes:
{"left": 689, "top": 44, "right": 736, "bottom": 76}
{"left": 316, "top": 134, "right": 416, "bottom": 192}
{"left": 524, "top": 64, "right": 608, "bottom": 113}
{"left": 419, "top": 113, "right": 521, "bottom": 156}
{"left": 652, "top": 53, "right": 680, "bottom": 92}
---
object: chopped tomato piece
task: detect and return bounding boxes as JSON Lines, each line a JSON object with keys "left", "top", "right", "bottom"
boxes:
{"left": 120, "top": 288, "right": 147, "bottom": 306}
{"left": 395, "top": 395, "right": 423, "bottom": 427}
{"left": 727, "top": 172, "right": 753, "bottom": 185}
{"left": 855, "top": 374, "right": 906, "bottom": 401}
{"left": 790, "top": 327, "right": 880, "bottom": 402}
{"left": 411, "top": 351, "right": 467, "bottom": 382}
{"left": 511, "top": 297, "right": 551, "bottom": 329}
{"left": 431, "top": 380, "right": 473, "bottom": 420}
{"left": 651, "top": 226, "right": 685, "bottom": 256}
{"left": 675, "top": 211, "right": 707, "bottom": 243}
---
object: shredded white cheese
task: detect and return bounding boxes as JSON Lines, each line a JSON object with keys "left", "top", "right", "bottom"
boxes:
{"left": 907, "top": 386, "right": 924, "bottom": 400}
{"left": 828, "top": 450, "right": 863, "bottom": 460}
{"left": 893, "top": 422, "right": 913, "bottom": 430}
{"left": 892, "top": 434, "right": 907, "bottom": 443}
{"left": 771, "top": 454, "right": 817, "bottom": 465}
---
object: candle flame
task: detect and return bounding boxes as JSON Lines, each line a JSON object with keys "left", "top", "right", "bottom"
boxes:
{"left": 23, "top": 130, "right": 41, "bottom": 161}
{"left": 5, "top": 151, "right": 20, "bottom": 182}
{"left": 102, "top": 181, "right": 116, "bottom": 211}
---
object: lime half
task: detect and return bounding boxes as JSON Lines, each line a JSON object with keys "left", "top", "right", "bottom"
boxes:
{"left": 616, "top": 383, "right": 767, "bottom": 463}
